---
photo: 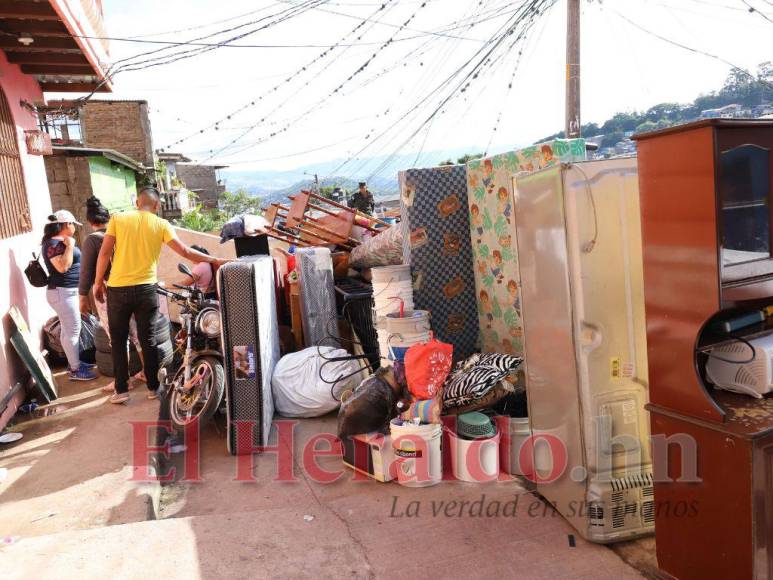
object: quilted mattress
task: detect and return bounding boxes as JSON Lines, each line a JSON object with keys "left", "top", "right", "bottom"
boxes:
{"left": 218, "top": 256, "right": 280, "bottom": 455}
{"left": 399, "top": 164, "right": 479, "bottom": 360}
{"left": 296, "top": 247, "right": 340, "bottom": 348}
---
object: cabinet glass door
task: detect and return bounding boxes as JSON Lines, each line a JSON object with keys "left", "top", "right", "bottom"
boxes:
{"left": 720, "top": 144, "right": 771, "bottom": 269}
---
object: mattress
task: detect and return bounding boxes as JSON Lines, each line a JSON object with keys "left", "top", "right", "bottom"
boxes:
{"left": 296, "top": 247, "right": 340, "bottom": 348}
{"left": 399, "top": 164, "right": 478, "bottom": 360}
{"left": 465, "top": 138, "right": 586, "bottom": 355}
{"left": 218, "top": 256, "right": 280, "bottom": 455}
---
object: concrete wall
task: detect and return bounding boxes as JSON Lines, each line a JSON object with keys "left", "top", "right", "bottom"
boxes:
{"left": 0, "top": 53, "right": 55, "bottom": 430}
{"left": 175, "top": 164, "right": 224, "bottom": 209}
{"left": 158, "top": 228, "right": 236, "bottom": 322}
{"left": 80, "top": 101, "right": 153, "bottom": 167}
{"left": 45, "top": 155, "right": 93, "bottom": 239}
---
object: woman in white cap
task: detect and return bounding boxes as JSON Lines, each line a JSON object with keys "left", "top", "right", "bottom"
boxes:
{"left": 42, "top": 210, "right": 98, "bottom": 381}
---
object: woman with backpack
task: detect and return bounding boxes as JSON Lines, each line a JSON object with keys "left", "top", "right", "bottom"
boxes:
{"left": 78, "top": 197, "right": 146, "bottom": 392}
{"left": 42, "top": 210, "right": 98, "bottom": 381}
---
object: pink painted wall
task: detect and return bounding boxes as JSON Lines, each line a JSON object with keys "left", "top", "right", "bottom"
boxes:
{"left": 0, "top": 52, "right": 55, "bottom": 430}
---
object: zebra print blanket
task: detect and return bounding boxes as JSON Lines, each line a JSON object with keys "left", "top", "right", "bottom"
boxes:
{"left": 443, "top": 353, "right": 524, "bottom": 409}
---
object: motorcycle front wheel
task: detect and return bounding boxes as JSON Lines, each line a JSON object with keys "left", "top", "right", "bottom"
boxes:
{"left": 169, "top": 356, "right": 225, "bottom": 430}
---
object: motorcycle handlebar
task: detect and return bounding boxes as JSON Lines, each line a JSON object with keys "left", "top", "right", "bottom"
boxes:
{"left": 157, "top": 286, "right": 185, "bottom": 301}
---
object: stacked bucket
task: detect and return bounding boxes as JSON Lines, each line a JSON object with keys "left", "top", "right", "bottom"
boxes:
{"left": 371, "top": 265, "right": 430, "bottom": 366}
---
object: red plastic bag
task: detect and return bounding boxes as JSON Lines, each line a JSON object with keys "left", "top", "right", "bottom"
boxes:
{"left": 404, "top": 338, "right": 453, "bottom": 400}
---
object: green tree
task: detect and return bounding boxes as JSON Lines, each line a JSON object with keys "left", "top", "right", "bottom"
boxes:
{"left": 319, "top": 185, "right": 337, "bottom": 200}
{"left": 457, "top": 153, "right": 483, "bottom": 164}
{"left": 219, "top": 189, "right": 262, "bottom": 219}
{"left": 175, "top": 205, "right": 224, "bottom": 233}
{"left": 635, "top": 120, "right": 658, "bottom": 134}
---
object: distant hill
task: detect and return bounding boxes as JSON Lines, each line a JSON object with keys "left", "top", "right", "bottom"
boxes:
{"left": 539, "top": 62, "right": 773, "bottom": 148}
{"left": 255, "top": 176, "right": 397, "bottom": 208}
{"left": 222, "top": 62, "right": 773, "bottom": 205}
{"left": 222, "top": 145, "right": 511, "bottom": 204}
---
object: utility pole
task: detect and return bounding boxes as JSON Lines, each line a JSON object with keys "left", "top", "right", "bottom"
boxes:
{"left": 565, "top": 0, "right": 581, "bottom": 138}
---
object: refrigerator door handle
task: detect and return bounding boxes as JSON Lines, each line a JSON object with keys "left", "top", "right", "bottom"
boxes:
{"left": 580, "top": 321, "right": 603, "bottom": 352}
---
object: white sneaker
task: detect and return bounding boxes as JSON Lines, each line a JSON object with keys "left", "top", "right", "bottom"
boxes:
{"left": 108, "top": 392, "right": 129, "bottom": 404}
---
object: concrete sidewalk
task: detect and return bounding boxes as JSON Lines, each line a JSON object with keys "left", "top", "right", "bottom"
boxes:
{"left": 0, "top": 371, "right": 160, "bottom": 539}
{"left": 0, "top": 376, "right": 652, "bottom": 579}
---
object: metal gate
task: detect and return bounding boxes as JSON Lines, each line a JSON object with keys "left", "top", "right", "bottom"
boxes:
{"left": 0, "top": 86, "right": 31, "bottom": 239}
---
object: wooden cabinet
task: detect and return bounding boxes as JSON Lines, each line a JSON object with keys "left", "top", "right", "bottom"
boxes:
{"left": 634, "top": 119, "right": 773, "bottom": 579}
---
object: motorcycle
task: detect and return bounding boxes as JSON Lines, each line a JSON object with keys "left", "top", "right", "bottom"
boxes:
{"left": 157, "top": 263, "right": 225, "bottom": 431}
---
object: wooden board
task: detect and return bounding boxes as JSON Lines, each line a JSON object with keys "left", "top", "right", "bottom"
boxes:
{"left": 8, "top": 306, "right": 58, "bottom": 402}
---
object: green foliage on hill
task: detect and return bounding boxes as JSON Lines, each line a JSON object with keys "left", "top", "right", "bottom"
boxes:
{"left": 439, "top": 152, "right": 484, "bottom": 166}
{"left": 540, "top": 62, "right": 773, "bottom": 148}
{"left": 174, "top": 188, "right": 263, "bottom": 233}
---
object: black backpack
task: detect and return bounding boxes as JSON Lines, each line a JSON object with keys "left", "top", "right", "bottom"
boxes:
{"left": 25, "top": 252, "right": 50, "bottom": 288}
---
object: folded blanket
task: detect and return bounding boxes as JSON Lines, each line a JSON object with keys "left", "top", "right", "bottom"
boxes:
{"left": 349, "top": 226, "right": 403, "bottom": 269}
{"left": 443, "top": 353, "right": 523, "bottom": 409}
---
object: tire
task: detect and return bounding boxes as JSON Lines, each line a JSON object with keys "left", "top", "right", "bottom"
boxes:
{"left": 154, "top": 317, "right": 171, "bottom": 345}
{"left": 158, "top": 339, "right": 174, "bottom": 369}
{"left": 169, "top": 356, "right": 225, "bottom": 431}
{"left": 94, "top": 324, "right": 111, "bottom": 353}
{"left": 80, "top": 347, "right": 96, "bottom": 365}
{"left": 96, "top": 349, "right": 114, "bottom": 377}
{"left": 96, "top": 348, "right": 142, "bottom": 378}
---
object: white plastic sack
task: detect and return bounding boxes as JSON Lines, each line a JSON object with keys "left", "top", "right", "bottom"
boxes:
{"left": 271, "top": 347, "right": 366, "bottom": 418}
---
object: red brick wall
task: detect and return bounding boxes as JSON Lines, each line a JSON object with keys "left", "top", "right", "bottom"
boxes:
{"left": 80, "top": 101, "right": 153, "bottom": 166}
{"left": 175, "top": 164, "right": 223, "bottom": 209}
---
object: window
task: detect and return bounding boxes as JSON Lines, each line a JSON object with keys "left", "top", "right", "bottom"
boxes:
{"left": 37, "top": 106, "right": 82, "bottom": 144}
{"left": 0, "top": 86, "right": 32, "bottom": 239}
{"left": 720, "top": 144, "right": 771, "bottom": 267}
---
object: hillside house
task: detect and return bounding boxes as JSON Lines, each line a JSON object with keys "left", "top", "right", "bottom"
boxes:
{"left": 0, "top": 0, "right": 111, "bottom": 431}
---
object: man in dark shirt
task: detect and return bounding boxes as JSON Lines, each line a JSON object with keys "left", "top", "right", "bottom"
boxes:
{"left": 349, "top": 182, "right": 375, "bottom": 215}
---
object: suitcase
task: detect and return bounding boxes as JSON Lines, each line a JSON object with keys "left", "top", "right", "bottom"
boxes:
{"left": 217, "top": 257, "right": 280, "bottom": 455}
{"left": 296, "top": 247, "right": 340, "bottom": 348}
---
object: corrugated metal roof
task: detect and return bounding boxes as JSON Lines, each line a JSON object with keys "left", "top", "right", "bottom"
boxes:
{"left": 51, "top": 145, "right": 146, "bottom": 172}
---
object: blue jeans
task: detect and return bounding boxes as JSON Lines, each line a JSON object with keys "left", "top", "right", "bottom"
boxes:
{"left": 46, "top": 287, "right": 82, "bottom": 371}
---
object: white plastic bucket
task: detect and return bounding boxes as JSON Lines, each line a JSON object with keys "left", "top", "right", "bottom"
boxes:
{"left": 386, "top": 310, "right": 430, "bottom": 335}
{"left": 448, "top": 429, "right": 500, "bottom": 483}
{"left": 390, "top": 419, "right": 442, "bottom": 487}
{"left": 499, "top": 416, "right": 533, "bottom": 476}
{"left": 372, "top": 265, "right": 411, "bottom": 285}
{"left": 374, "top": 298, "right": 414, "bottom": 318}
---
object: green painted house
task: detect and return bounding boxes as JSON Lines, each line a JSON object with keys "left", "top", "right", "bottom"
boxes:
{"left": 44, "top": 146, "right": 147, "bottom": 238}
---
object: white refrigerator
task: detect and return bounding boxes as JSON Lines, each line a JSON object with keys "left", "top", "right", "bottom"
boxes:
{"left": 514, "top": 157, "right": 653, "bottom": 543}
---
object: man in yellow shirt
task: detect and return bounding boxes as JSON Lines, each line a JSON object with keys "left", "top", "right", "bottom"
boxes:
{"left": 94, "top": 187, "right": 227, "bottom": 404}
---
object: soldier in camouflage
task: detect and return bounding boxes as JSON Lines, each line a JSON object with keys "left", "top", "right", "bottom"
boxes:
{"left": 349, "top": 182, "right": 375, "bottom": 215}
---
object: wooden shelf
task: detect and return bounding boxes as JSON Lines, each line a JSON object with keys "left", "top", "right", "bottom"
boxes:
{"left": 695, "top": 316, "right": 773, "bottom": 352}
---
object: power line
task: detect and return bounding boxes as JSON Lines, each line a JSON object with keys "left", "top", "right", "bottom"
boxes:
{"left": 161, "top": 0, "right": 524, "bottom": 153}
{"left": 741, "top": 0, "right": 773, "bottom": 23}
{"left": 278, "top": 0, "right": 485, "bottom": 41}
{"left": 213, "top": 0, "right": 523, "bottom": 164}
{"left": 126, "top": 4, "right": 284, "bottom": 39}
{"left": 330, "top": 0, "right": 555, "bottom": 181}
{"left": 160, "top": 0, "right": 404, "bottom": 152}
{"left": 605, "top": 6, "right": 773, "bottom": 90}
{"left": 201, "top": 0, "right": 437, "bottom": 162}
{"left": 81, "top": 0, "right": 329, "bottom": 100}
